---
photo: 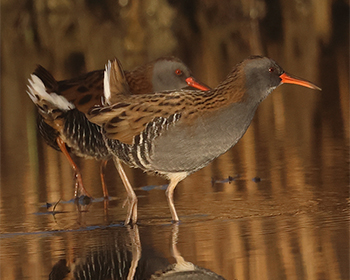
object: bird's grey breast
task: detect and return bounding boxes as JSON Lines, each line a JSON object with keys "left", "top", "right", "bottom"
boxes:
{"left": 149, "top": 102, "right": 259, "bottom": 173}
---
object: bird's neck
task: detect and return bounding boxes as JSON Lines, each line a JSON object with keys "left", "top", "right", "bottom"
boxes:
{"left": 191, "top": 68, "right": 263, "bottom": 151}
{"left": 196, "top": 66, "right": 258, "bottom": 114}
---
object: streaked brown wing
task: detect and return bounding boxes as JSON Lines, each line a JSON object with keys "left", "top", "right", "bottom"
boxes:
{"left": 88, "top": 92, "right": 189, "bottom": 145}
{"left": 57, "top": 70, "right": 104, "bottom": 114}
{"left": 56, "top": 62, "right": 148, "bottom": 113}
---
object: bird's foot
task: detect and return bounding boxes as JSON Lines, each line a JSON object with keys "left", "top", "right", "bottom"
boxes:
{"left": 122, "top": 197, "right": 128, "bottom": 208}
{"left": 73, "top": 172, "right": 93, "bottom": 200}
{"left": 124, "top": 195, "right": 138, "bottom": 225}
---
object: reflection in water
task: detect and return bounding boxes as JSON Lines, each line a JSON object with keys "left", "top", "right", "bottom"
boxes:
{"left": 48, "top": 225, "right": 146, "bottom": 280}
{"left": 48, "top": 224, "right": 225, "bottom": 280}
{"left": 1, "top": 205, "right": 347, "bottom": 279}
{"left": 153, "top": 224, "right": 225, "bottom": 280}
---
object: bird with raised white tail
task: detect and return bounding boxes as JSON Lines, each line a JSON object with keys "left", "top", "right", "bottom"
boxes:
{"left": 27, "top": 57, "right": 210, "bottom": 199}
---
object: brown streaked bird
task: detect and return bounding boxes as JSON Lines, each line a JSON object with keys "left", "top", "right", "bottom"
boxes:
{"left": 87, "top": 56, "right": 321, "bottom": 224}
{"left": 28, "top": 57, "right": 210, "bottom": 199}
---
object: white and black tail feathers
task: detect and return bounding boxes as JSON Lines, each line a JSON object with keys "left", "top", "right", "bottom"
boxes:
{"left": 27, "top": 66, "right": 75, "bottom": 118}
{"left": 103, "top": 58, "right": 130, "bottom": 106}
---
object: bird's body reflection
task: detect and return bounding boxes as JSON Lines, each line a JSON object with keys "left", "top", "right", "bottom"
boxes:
{"left": 49, "top": 224, "right": 225, "bottom": 280}
{"left": 151, "top": 224, "right": 225, "bottom": 280}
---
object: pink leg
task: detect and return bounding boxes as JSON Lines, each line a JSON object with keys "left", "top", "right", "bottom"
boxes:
{"left": 100, "top": 159, "right": 109, "bottom": 199}
{"left": 56, "top": 138, "right": 92, "bottom": 198}
{"left": 113, "top": 157, "right": 137, "bottom": 224}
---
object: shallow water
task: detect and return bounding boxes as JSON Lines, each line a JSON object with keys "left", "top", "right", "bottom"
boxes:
{"left": 1, "top": 1, "right": 349, "bottom": 279}
{"left": 1, "top": 94, "right": 348, "bottom": 279}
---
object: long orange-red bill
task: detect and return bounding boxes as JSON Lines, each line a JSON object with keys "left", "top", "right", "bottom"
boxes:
{"left": 185, "top": 77, "right": 211, "bottom": 91}
{"left": 280, "top": 73, "right": 321, "bottom": 91}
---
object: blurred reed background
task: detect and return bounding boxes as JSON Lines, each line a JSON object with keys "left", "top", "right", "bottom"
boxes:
{"left": 1, "top": 0, "right": 349, "bottom": 279}
{"left": 2, "top": 0, "right": 348, "bottom": 201}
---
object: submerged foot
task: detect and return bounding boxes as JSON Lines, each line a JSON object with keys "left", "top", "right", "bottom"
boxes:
{"left": 124, "top": 195, "right": 138, "bottom": 225}
{"left": 74, "top": 172, "right": 93, "bottom": 200}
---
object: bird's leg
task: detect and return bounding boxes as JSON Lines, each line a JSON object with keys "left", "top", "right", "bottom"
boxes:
{"left": 171, "top": 223, "right": 192, "bottom": 268}
{"left": 168, "top": 223, "right": 195, "bottom": 272}
{"left": 56, "top": 137, "right": 91, "bottom": 198}
{"left": 126, "top": 225, "right": 141, "bottom": 280}
{"left": 165, "top": 173, "right": 187, "bottom": 222}
{"left": 100, "top": 159, "right": 109, "bottom": 199}
{"left": 171, "top": 223, "right": 184, "bottom": 262}
{"left": 113, "top": 157, "right": 137, "bottom": 224}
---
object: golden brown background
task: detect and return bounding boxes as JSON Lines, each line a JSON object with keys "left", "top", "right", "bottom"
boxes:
{"left": 1, "top": 0, "right": 349, "bottom": 279}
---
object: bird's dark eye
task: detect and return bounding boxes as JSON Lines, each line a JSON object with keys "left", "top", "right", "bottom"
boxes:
{"left": 268, "top": 67, "right": 275, "bottom": 73}
{"left": 175, "top": 69, "right": 182, "bottom": 76}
